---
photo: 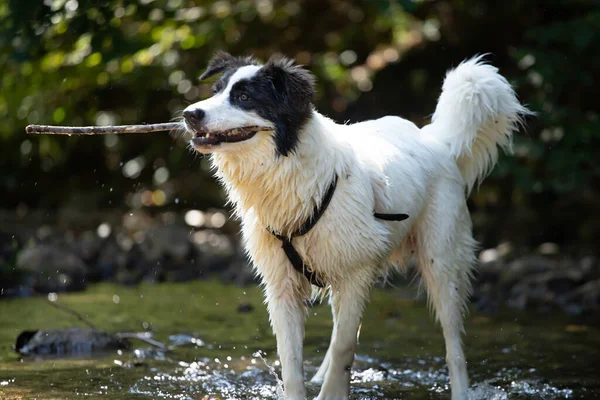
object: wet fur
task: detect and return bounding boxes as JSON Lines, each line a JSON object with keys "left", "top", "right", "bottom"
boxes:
{"left": 183, "top": 52, "right": 530, "bottom": 400}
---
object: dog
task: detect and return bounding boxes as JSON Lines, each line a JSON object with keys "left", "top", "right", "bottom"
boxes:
{"left": 182, "top": 51, "right": 530, "bottom": 400}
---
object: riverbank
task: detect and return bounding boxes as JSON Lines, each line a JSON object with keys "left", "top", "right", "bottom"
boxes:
{"left": 1, "top": 208, "right": 598, "bottom": 316}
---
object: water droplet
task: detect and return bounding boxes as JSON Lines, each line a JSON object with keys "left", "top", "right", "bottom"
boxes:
{"left": 97, "top": 223, "right": 111, "bottom": 238}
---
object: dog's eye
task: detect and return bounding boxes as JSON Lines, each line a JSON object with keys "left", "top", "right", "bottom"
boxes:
{"left": 211, "top": 86, "right": 219, "bottom": 95}
{"left": 239, "top": 93, "right": 249, "bottom": 101}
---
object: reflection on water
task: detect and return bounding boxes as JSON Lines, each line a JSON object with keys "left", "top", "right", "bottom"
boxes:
{"left": 0, "top": 282, "right": 598, "bottom": 399}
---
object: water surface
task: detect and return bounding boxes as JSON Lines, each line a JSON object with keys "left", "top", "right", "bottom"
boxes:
{"left": 0, "top": 282, "right": 598, "bottom": 399}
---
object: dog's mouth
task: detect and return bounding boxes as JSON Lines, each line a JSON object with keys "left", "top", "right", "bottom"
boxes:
{"left": 190, "top": 126, "right": 272, "bottom": 146}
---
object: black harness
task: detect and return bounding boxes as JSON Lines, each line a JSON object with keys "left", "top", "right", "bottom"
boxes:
{"left": 267, "top": 175, "right": 409, "bottom": 287}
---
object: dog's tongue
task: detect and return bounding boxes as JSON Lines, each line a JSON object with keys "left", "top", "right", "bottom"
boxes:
{"left": 192, "top": 135, "right": 221, "bottom": 145}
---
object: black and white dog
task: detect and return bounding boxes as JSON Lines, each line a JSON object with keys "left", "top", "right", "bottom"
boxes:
{"left": 182, "top": 51, "right": 529, "bottom": 400}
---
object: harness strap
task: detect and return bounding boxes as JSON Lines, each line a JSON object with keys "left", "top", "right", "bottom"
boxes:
{"left": 267, "top": 174, "right": 409, "bottom": 287}
{"left": 295, "top": 175, "right": 338, "bottom": 237}
{"left": 280, "top": 236, "right": 325, "bottom": 287}
{"left": 373, "top": 212, "right": 409, "bottom": 221}
{"left": 268, "top": 175, "right": 338, "bottom": 287}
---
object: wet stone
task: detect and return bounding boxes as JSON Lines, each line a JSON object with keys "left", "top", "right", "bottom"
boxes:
{"left": 499, "top": 255, "right": 557, "bottom": 287}
{"left": 237, "top": 303, "right": 254, "bottom": 313}
{"left": 138, "top": 224, "right": 193, "bottom": 262}
{"left": 16, "top": 244, "right": 88, "bottom": 293}
{"left": 15, "top": 328, "right": 128, "bottom": 357}
{"left": 168, "top": 334, "right": 205, "bottom": 347}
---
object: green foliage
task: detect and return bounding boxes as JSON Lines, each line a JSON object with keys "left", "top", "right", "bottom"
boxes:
{"left": 0, "top": 0, "right": 598, "bottom": 247}
{"left": 0, "top": 0, "right": 410, "bottom": 210}
{"left": 507, "top": 0, "right": 600, "bottom": 194}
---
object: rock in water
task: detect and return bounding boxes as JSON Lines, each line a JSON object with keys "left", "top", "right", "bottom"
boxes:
{"left": 15, "top": 328, "right": 129, "bottom": 357}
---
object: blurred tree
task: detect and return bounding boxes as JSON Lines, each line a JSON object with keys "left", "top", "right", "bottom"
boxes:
{"left": 0, "top": 0, "right": 598, "bottom": 250}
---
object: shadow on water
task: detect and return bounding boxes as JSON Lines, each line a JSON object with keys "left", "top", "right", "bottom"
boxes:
{"left": 0, "top": 281, "right": 598, "bottom": 399}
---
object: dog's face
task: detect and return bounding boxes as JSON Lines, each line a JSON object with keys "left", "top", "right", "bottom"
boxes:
{"left": 183, "top": 51, "right": 315, "bottom": 156}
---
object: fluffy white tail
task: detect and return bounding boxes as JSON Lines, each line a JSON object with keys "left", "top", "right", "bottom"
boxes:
{"left": 424, "top": 56, "right": 532, "bottom": 194}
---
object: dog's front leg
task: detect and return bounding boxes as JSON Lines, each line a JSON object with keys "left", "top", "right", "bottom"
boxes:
{"left": 265, "top": 277, "right": 310, "bottom": 400}
{"left": 316, "top": 277, "right": 370, "bottom": 400}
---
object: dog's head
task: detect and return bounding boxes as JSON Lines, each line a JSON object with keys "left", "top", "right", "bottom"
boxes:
{"left": 183, "top": 51, "right": 315, "bottom": 156}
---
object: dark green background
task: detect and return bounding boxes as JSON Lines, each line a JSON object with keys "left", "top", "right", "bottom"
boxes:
{"left": 1, "top": 0, "right": 599, "bottom": 251}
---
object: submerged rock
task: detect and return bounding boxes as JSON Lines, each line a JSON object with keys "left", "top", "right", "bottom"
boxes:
{"left": 168, "top": 333, "right": 205, "bottom": 347}
{"left": 15, "top": 328, "right": 129, "bottom": 357}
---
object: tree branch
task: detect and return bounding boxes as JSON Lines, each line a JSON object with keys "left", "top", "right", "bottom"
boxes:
{"left": 25, "top": 123, "right": 182, "bottom": 135}
{"left": 45, "top": 298, "right": 98, "bottom": 330}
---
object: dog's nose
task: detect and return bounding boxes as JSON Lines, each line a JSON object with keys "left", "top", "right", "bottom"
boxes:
{"left": 183, "top": 108, "right": 205, "bottom": 122}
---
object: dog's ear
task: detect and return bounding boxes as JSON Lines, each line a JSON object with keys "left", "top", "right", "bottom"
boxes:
{"left": 200, "top": 51, "right": 236, "bottom": 81}
{"left": 260, "top": 56, "right": 315, "bottom": 157}
{"left": 263, "top": 56, "right": 315, "bottom": 109}
{"left": 200, "top": 51, "right": 258, "bottom": 81}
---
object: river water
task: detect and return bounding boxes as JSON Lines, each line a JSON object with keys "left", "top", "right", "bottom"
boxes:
{"left": 0, "top": 282, "right": 598, "bottom": 399}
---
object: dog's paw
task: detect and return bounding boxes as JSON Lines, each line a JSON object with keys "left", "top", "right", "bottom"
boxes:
{"left": 314, "top": 387, "right": 349, "bottom": 400}
{"left": 314, "top": 395, "right": 349, "bottom": 400}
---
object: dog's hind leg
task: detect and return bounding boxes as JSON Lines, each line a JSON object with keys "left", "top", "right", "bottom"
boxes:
{"left": 310, "top": 300, "right": 334, "bottom": 384}
{"left": 316, "top": 274, "right": 372, "bottom": 400}
{"left": 311, "top": 345, "right": 331, "bottom": 385}
{"left": 416, "top": 183, "right": 477, "bottom": 400}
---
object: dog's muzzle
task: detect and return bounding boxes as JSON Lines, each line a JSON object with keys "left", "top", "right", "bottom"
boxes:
{"left": 183, "top": 108, "right": 205, "bottom": 133}
{"left": 184, "top": 107, "right": 273, "bottom": 148}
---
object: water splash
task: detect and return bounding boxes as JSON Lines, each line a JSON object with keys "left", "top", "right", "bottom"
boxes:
{"left": 469, "top": 383, "right": 509, "bottom": 400}
{"left": 510, "top": 380, "right": 574, "bottom": 398}
{"left": 252, "top": 350, "right": 285, "bottom": 399}
{"left": 129, "top": 356, "right": 285, "bottom": 400}
{"left": 126, "top": 352, "right": 576, "bottom": 399}
{"left": 468, "top": 380, "right": 574, "bottom": 400}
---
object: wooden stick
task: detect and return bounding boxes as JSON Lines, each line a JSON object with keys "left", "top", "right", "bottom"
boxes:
{"left": 44, "top": 298, "right": 98, "bottom": 330}
{"left": 25, "top": 122, "right": 181, "bottom": 135}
